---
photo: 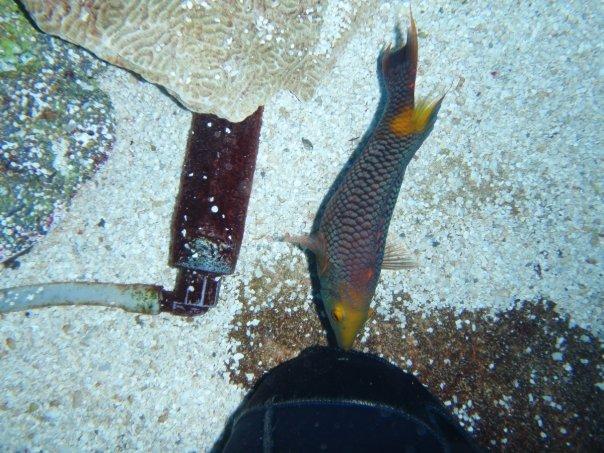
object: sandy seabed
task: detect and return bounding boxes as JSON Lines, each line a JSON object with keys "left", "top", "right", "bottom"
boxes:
{"left": 0, "top": 0, "right": 602, "bottom": 450}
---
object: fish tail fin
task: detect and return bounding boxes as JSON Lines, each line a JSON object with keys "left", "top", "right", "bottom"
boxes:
{"left": 380, "top": 8, "right": 418, "bottom": 108}
{"left": 381, "top": 8, "right": 444, "bottom": 137}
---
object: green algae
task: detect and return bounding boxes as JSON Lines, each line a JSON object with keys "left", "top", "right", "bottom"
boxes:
{"left": 0, "top": 0, "right": 115, "bottom": 263}
{"left": 0, "top": 0, "right": 39, "bottom": 72}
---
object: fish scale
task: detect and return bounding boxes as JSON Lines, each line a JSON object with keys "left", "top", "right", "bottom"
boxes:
{"left": 321, "top": 128, "right": 419, "bottom": 284}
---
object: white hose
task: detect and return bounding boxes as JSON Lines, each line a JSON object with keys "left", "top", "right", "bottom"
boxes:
{"left": 0, "top": 283, "right": 162, "bottom": 314}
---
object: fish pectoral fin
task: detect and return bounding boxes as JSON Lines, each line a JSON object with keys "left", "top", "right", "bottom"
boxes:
{"left": 283, "top": 233, "right": 330, "bottom": 275}
{"left": 283, "top": 232, "right": 326, "bottom": 255}
{"left": 382, "top": 242, "right": 417, "bottom": 270}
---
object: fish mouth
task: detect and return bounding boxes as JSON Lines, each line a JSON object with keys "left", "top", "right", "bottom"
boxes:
{"left": 329, "top": 306, "right": 368, "bottom": 351}
{"left": 334, "top": 329, "right": 357, "bottom": 351}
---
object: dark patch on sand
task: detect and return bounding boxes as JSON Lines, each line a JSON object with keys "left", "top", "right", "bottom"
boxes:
{"left": 228, "top": 263, "right": 603, "bottom": 450}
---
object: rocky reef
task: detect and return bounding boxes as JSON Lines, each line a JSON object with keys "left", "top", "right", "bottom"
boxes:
{"left": 0, "top": 0, "right": 115, "bottom": 263}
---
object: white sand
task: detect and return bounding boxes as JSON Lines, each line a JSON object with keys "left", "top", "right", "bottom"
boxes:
{"left": 0, "top": 0, "right": 602, "bottom": 449}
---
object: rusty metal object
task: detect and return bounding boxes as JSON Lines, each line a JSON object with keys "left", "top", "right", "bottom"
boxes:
{"left": 0, "top": 109, "right": 262, "bottom": 316}
{"left": 161, "top": 107, "right": 263, "bottom": 315}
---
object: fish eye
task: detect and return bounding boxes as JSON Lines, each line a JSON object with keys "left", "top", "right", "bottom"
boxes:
{"left": 331, "top": 305, "right": 344, "bottom": 322}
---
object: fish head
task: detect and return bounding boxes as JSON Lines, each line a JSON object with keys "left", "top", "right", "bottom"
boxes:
{"left": 322, "top": 285, "right": 371, "bottom": 350}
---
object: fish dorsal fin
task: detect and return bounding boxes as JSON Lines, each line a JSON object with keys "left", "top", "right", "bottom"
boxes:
{"left": 283, "top": 232, "right": 329, "bottom": 275}
{"left": 382, "top": 242, "right": 417, "bottom": 270}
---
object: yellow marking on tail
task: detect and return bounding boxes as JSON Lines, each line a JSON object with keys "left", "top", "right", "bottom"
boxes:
{"left": 389, "top": 97, "right": 442, "bottom": 136}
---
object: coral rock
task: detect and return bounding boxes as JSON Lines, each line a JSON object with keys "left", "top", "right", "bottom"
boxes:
{"left": 0, "top": 0, "right": 114, "bottom": 264}
{"left": 21, "top": 0, "right": 370, "bottom": 121}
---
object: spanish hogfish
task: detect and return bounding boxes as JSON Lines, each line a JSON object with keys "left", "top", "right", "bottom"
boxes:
{"left": 288, "top": 13, "right": 444, "bottom": 350}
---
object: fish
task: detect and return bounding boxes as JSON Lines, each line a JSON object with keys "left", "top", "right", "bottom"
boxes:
{"left": 287, "top": 11, "right": 444, "bottom": 350}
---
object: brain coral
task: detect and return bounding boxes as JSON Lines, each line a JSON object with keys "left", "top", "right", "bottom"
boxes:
{"left": 21, "top": 0, "right": 370, "bottom": 121}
